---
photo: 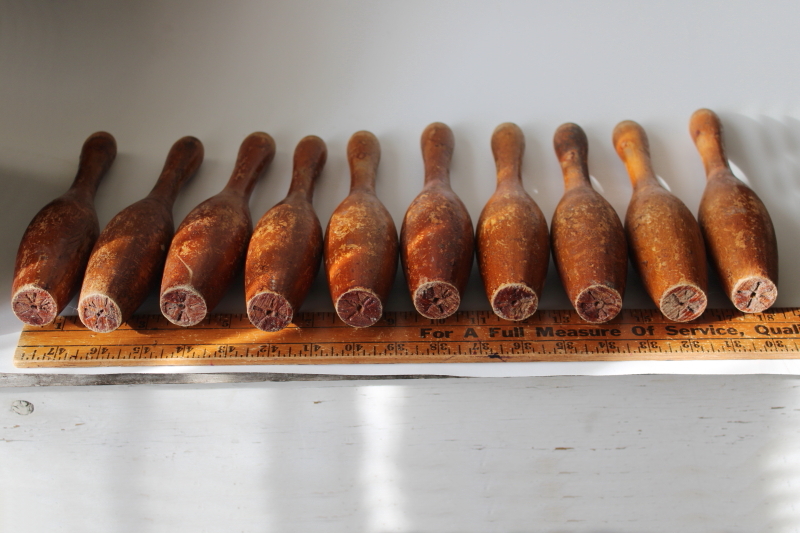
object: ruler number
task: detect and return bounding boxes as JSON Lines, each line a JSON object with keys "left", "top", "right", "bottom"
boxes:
{"left": 215, "top": 345, "right": 238, "bottom": 356}
{"left": 553, "top": 312, "right": 571, "bottom": 324}
{"left": 131, "top": 346, "right": 153, "bottom": 357}
{"left": 44, "top": 346, "right": 67, "bottom": 358}
{"left": 468, "top": 314, "right": 486, "bottom": 325}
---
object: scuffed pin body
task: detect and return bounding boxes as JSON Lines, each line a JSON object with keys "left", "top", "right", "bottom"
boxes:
{"left": 160, "top": 132, "right": 276, "bottom": 326}
{"left": 551, "top": 123, "right": 627, "bottom": 323}
{"left": 476, "top": 123, "right": 549, "bottom": 321}
{"left": 12, "top": 132, "right": 117, "bottom": 326}
{"left": 614, "top": 120, "right": 708, "bottom": 322}
{"left": 690, "top": 108, "right": 778, "bottom": 313}
{"left": 401, "top": 122, "right": 474, "bottom": 320}
{"left": 245, "top": 136, "right": 327, "bottom": 332}
{"left": 78, "top": 136, "right": 204, "bottom": 332}
{"left": 324, "top": 131, "right": 398, "bottom": 328}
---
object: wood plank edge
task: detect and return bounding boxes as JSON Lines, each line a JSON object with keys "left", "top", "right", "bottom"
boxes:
{"left": 0, "top": 372, "right": 463, "bottom": 388}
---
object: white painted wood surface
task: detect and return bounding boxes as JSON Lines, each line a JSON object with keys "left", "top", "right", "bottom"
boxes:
{"left": 3, "top": 376, "right": 800, "bottom": 532}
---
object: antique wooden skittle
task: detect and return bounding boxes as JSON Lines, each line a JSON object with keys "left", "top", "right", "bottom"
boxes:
{"left": 160, "top": 132, "right": 276, "bottom": 326}
{"left": 614, "top": 120, "right": 707, "bottom": 322}
{"left": 78, "top": 136, "right": 204, "bottom": 332}
{"left": 324, "top": 131, "right": 398, "bottom": 328}
{"left": 245, "top": 135, "right": 327, "bottom": 332}
{"left": 400, "top": 122, "right": 474, "bottom": 320}
{"left": 12, "top": 132, "right": 117, "bottom": 326}
{"left": 690, "top": 108, "right": 778, "bottom": 313}
{"left": 551, "top": 123, "right": 627, "bottom": 323}
{"left": 476, "top": 122, "right": 549, "bottom": 321}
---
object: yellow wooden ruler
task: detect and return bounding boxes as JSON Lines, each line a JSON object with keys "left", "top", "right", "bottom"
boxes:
{"left": 13, "top": 308, "right": 800, "bottom": 368}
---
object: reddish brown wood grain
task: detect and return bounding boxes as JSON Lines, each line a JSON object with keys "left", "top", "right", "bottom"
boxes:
{"left": 400, "top": 122, "right": 474, "bottom": 319}
{"left": 324, "top": 131, "right": 398, "bottom": 328}
{"left": 78, "top": 136, "right": 204, "bottom": 332}
{"left": 245, "top": 136, "right": 327, "bottom": 332}
{"left": 551, "top": 123, "right": 627, "bottom": 323}
{"left": 476, "top": 123, "right": 549, "bottom": 321}
{"left": 690, "top": 109, "right": 778, "bottom": 313}
{"left": 160, "top": 132, "right": 276, "bottom": 326}
{"left": 614, "top": 120, "right": 708, "bottom": 322}
{"left": 11, "top": 132, "right": 117, "bottom": 326}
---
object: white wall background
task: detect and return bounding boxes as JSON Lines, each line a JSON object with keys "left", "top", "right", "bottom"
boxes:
{"left": 3, "top": 1, "right": 800, "bottom": 530}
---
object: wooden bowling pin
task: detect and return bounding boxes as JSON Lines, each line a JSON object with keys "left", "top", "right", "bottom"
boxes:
{"left": 614, "top": 120, "right": 707, "bottom": 322}
{"left": 400, "top": 122, "right": 474, "bottom": 320}
{"left": 324, "top": 131, "right": 398, "bottom": 328}
{"left": 690, "top": 108, "right": 778, "bottom": 313}
{"left": 476, "top": 123, "right": 549, "bottom": 321}
{"left": 12, "top": 132, "right": 117, "bottom": 326}
{"left": 160, "top": 132, "right": 276, "bottom": 326}
{"left": 78, "top": 136, "right": 204, "bottom": 332}
{"left": 551, "top": 123, "right": 627, "bottom": 323}
{"left": 245, "top": 136, "right": 327, "bottom": 332}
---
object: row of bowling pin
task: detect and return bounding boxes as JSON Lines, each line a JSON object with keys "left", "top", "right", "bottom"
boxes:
{"left": 11, "top": 109, "right": 777, "bottom": 332}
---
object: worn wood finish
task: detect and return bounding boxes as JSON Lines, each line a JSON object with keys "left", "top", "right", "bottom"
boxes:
{"left": 245, "top": 136, "right": 327, "bottom": 332}
{"left": 476, "top": 123, "right": 548, "bottom": 321}
{"left": 690, "top": 109, "right": 779, "bottom": 313}
{"left": 551, "top": 123, "right": 627, "bottom": 323}
{"left": 324, "top": 131, "right": 398, "bottom": 328}
{"left": 11, "top": 132, "right": 117, "bottom": 326}
{"left": 160, "top": 133, "right": 275, "bottom": 326}
{"left": 401, "top": 122, "right": 474, "bottom": 319}
{"left": 614, "top": 120, "right": 708, "bottom": 322}
{"left": 78, "top": 136, "right": 204, "bottom": 333}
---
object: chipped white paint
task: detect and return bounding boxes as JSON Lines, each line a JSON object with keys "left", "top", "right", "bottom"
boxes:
{"left": 9, "top": 399, "right": 33, "bottom": 415}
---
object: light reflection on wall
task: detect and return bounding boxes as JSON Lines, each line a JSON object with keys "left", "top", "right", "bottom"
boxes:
{"left": 357, "top": 384, "right": 407, "bottom": 532}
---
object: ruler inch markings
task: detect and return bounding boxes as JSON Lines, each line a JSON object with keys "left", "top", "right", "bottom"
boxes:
{"left": 13, "top": 308, "right": 800, "bottom": 368}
